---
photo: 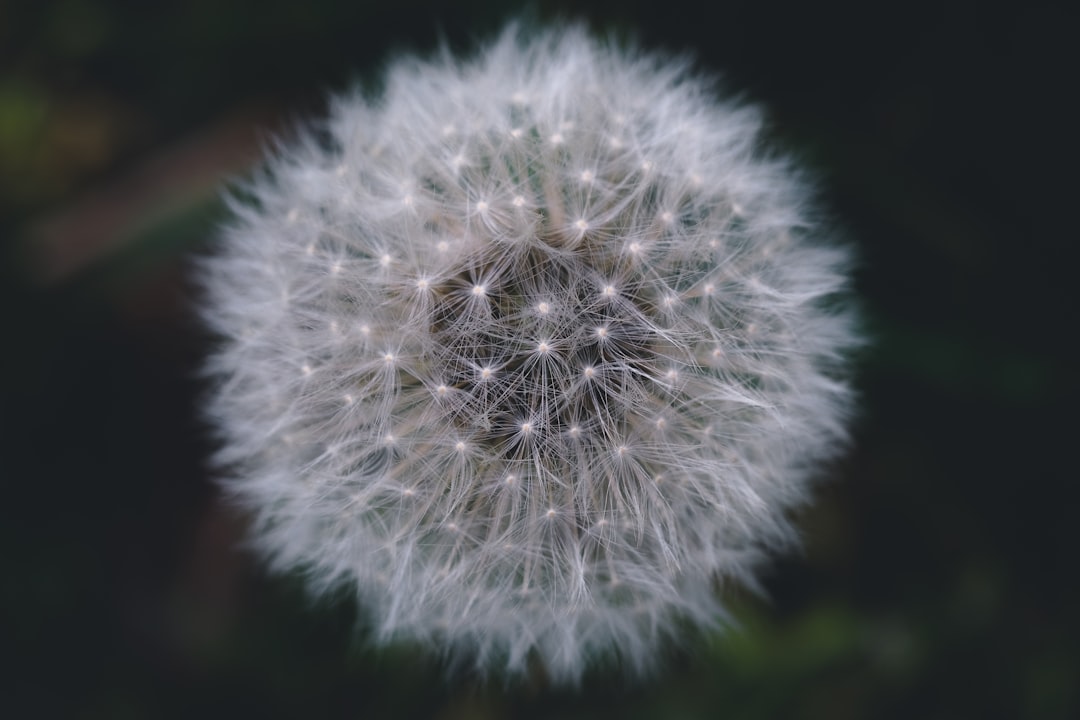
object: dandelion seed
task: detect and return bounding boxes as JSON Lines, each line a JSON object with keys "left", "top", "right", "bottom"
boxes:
{"left": 201, "top": 24, "right": 859, "bottom": 685}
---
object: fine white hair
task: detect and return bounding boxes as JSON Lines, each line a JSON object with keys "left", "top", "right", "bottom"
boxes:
{"left": 200, "top": 24, "right": 858, "bottom": 683}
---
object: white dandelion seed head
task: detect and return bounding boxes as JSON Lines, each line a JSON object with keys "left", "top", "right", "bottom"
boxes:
{"left": 200, "top": 24, "right": 859, "bottom": 683}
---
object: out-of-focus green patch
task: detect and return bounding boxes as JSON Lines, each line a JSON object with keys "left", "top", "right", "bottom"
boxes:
{"left": 0, "top": 79, "right": 49, "bottom": 152}
{"left": 710, "top": 601, "right": 864, "bottom": 677}
{"left": 0, "top": 78, "right": 50, "bottom": 206}
{"left": 1024, "top": 650, "right": 1079, "bottom": 720}
{"left": 866, "top": 313, "right": 1055, "bottom": 405}
{"left": 46, "top": 0, "right": 112, "bottom": 57}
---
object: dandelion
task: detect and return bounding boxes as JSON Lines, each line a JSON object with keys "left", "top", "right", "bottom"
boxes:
{"left": 200, "top": 24, "right": 858, "bottom": 683}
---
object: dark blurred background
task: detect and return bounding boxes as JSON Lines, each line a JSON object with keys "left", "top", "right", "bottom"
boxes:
{"left": 2, "top": 1, "right": 1075, "bottom": 717}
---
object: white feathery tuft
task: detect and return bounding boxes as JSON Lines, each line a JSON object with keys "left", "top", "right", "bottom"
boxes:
{"left": 200, "top": 24, "right": 859, "bottom": 683}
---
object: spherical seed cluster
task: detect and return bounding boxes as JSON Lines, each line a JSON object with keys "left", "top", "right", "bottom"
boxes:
{"left": 201, "top": 27, "right": 857, "bottom": 682}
